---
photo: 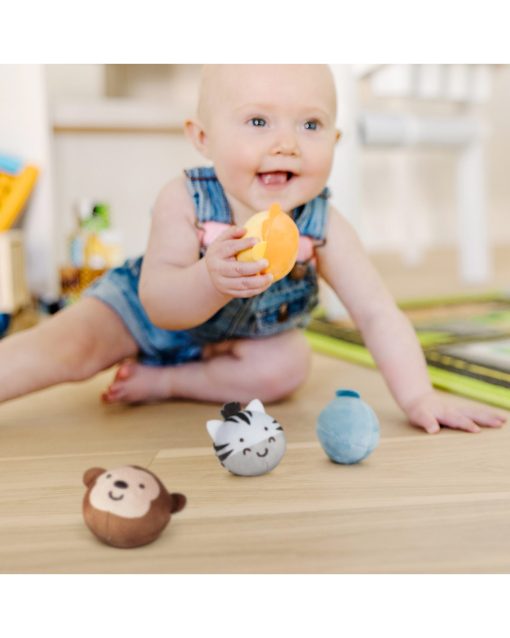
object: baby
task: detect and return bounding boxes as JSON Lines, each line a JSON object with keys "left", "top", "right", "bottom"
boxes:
{"left": 0, "top": 64, "right": 506, "bottom": 434}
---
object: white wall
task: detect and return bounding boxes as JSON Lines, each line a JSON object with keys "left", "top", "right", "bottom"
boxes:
{"left": 54, "top": 132, "right": 203, "bottom": 262}
{"left": 45, "top": 64, "right": 106, "bottom": 103}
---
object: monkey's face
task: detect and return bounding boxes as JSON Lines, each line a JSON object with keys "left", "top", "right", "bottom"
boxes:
{"left": 88, "top": 466, "right": 161, "bottom": 518}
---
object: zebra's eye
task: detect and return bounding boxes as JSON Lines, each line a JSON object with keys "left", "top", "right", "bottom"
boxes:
{"left": 264, "top": 427, "right": 268, "bottom": 431}
{"left": 239, "top": 438, "right": 244, "bottom": 442}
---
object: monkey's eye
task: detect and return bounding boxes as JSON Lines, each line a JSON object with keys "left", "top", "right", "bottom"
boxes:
{"left": 139, "top": 484, "right": 145, "bottom": 489}
{"left": 106, "top": 474, "right": 111, "bottom": 479}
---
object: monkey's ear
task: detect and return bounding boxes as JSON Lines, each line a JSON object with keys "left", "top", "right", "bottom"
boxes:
{"left": 83, "top": 467, "right": 106, "bottom": 487}
{"left": 169, "top": 493, "right": 187, "bottom": 514}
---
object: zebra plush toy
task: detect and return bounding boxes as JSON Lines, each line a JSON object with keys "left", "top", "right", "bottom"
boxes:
{"left": 206, "top": 399, "right": 287, "bottom": 476}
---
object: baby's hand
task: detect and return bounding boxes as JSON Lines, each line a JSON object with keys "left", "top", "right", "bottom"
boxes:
{"left": 205, "top": 226, "right": 273, "bottom": 298}
{"left": 405, "top": 391, "right": 507, "bottom": 434}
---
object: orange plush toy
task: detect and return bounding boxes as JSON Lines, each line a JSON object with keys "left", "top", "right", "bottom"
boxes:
{"left": 237, "top": 202, "right": 299, "bottom": 282}
{"left": 82, "top": 465, "right": 186, "bottom": 549}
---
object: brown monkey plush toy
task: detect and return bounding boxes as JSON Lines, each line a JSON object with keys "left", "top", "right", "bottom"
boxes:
{"left": 82, "top": 465, "right": 186, "bottom": 548}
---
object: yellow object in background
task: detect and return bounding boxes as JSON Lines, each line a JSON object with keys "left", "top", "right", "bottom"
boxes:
{"left": 237, "top": 202, "right": 299, "bottom": 282}
{"left": 0, "top": 230, "right": 30, "bottom": 313}
{"left": 0, "top": 165, "right": 39, "bottom": 232}
{"left": 84, "top": 232, "right": 123, "bottom": 269}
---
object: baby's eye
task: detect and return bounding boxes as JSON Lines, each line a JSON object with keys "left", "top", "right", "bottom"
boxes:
{"left": 304, "top": 120, "right": 320, "bottom": 131}
{"left": 249, "top": 117, "right": 267, "bottom": 127}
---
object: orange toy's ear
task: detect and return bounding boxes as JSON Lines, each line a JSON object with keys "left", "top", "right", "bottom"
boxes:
{"left": 263, "top": 203, "right": 299, "bottom": 281}
{"left": 262, "top": 202, "right": 281, "bottom": 238}
{"left": 83, "top": 467, "right": 106, "bottom": 487}
{"left": 169, "top": 493, "right": 187, "bottom": 514}
{"left": 268, "top": 202, "right": 281, "bottom": 219}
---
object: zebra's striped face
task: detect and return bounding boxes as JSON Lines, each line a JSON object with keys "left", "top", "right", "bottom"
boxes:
{"left": 206, "top": 399, "right": 286, "bottom": 476}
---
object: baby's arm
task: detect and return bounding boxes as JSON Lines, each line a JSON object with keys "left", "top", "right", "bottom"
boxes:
{"left": 139, "top": 176, "right": 272, "bottom": 330}
{"left": 317, "top": 207, "right": 506, "bottom": 433}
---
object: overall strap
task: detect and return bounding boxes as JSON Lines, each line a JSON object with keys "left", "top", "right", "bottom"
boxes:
{"left": 291, "top": 187, "right": 330, "bottom": 240}
{"left": 185, "top": 166, "right": 330, "bottom": 240}
{"left": 184, "top": 167, "right": 233, "bottom": 224}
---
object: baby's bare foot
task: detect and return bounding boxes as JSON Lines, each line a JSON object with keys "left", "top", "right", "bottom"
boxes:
{"left": 101, "top": 359, "right": 174, "bottom": 404}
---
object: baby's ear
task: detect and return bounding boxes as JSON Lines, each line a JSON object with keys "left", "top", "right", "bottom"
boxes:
{"left": 184, "top": 118, "right": 210, "bottom": 158}
{"left": 206, "top": 419, "right": 223, "bottom": 441}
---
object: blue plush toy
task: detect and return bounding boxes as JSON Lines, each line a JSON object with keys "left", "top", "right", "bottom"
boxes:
{"left": 316, "top": 389, "right": 380, "bottom": 464}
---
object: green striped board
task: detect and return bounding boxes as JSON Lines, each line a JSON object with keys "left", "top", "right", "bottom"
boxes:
{"left": 306, "top": 292, "right": 510, "bottom": 410}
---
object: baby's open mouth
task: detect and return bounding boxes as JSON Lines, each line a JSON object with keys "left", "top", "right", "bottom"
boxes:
{"left": 257, "top": 171, "right": 295, "bottom": 186}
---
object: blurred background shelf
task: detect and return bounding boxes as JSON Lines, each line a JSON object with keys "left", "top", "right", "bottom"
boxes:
{"left": 53, "top": 100, "right": 185, "bottom": 134}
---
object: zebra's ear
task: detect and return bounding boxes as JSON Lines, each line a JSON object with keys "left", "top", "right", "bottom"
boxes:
{"left": 246, "top": 399, "right": 265, "bottom": 413}
{"left": 206, "top": 419, "right": 223, "bottom": 441}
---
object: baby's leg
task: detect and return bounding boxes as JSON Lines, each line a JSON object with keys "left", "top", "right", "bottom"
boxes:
{"left": 0, "top": 298, "right": 138, "bottom": 404}
{"left": 103, "top": 329, "right": 311, "bottom": 404}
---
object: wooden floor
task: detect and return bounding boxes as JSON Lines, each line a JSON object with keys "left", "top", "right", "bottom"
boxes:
{"left": 1, "top": 247, "right": 510, "bottom": 573}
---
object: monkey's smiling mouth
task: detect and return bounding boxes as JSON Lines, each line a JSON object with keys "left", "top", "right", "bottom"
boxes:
{"left": 108, "top": 491, "right": 124, "bottom": 501}
{"left": 256, "top": 448, "right": 269, "bottom": 458}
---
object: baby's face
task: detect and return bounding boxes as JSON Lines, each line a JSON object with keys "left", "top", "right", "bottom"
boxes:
{"left": 196, "top": 65, "right": 339, "bottom": 216}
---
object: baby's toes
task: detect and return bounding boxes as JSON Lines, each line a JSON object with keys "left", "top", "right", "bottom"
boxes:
{"left": 101, "top": 385, "right": 122, "bottom": 404}
{"left": 101, "top": 391, "right": 114, "bottom": 404}
{"left": 114, "top": 358, "right": 137, "bottom": 382}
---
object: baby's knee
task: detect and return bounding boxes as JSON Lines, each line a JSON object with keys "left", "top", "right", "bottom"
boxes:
{"left": 248, "top": 334, "right": 311, "bottom": 402}
{"left": 48, "top": 326, "right": 103, "bottom": 382}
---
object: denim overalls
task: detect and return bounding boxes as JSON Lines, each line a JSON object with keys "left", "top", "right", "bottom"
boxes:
{"left": 86, "top": 166, "right": 330, "bottom": 366}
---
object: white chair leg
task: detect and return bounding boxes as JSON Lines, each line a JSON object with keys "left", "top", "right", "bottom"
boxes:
{"left": 456, "top": 139, "right": 491, "bottom": 283}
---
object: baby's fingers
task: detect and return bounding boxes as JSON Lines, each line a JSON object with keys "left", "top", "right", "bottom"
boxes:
{"left": 438, "top": 412, "right": 481, "bottom": 433}
{"left": 224, "top": 259, "right": 269, "bottom": 278}
{"left": 219, "top": 236, "right": 259, "bottom": 259}
{"left": 411, "top": 411, "right": 440, "bottom": 434}
{"left": 216, "top": 225, "right": 247, "bottom": 242}
{"left": 210, "top": 226, "right": 254, "bottom": 258}
{"left": 237, "top": 272, "right": 274, "bottom": 292}
{"left": 225, "top": 272, "right": 274, "bottom": 297}
{"left": 464, "top": 406, "right": 507, "bottom": 428}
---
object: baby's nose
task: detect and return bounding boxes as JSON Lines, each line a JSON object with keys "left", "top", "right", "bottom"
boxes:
{"left": 114, "top": 480, "right": 128, "bottom": 489}
{"left": 272, "top": 130, "right": 299, "bottom": 156}
{"left": 274, "top": 140, "right": 297, "bottom": 155}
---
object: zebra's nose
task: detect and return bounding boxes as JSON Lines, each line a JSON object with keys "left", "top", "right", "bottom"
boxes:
{"left": 114, "top": 480, "right": 128, "bottom": 489}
